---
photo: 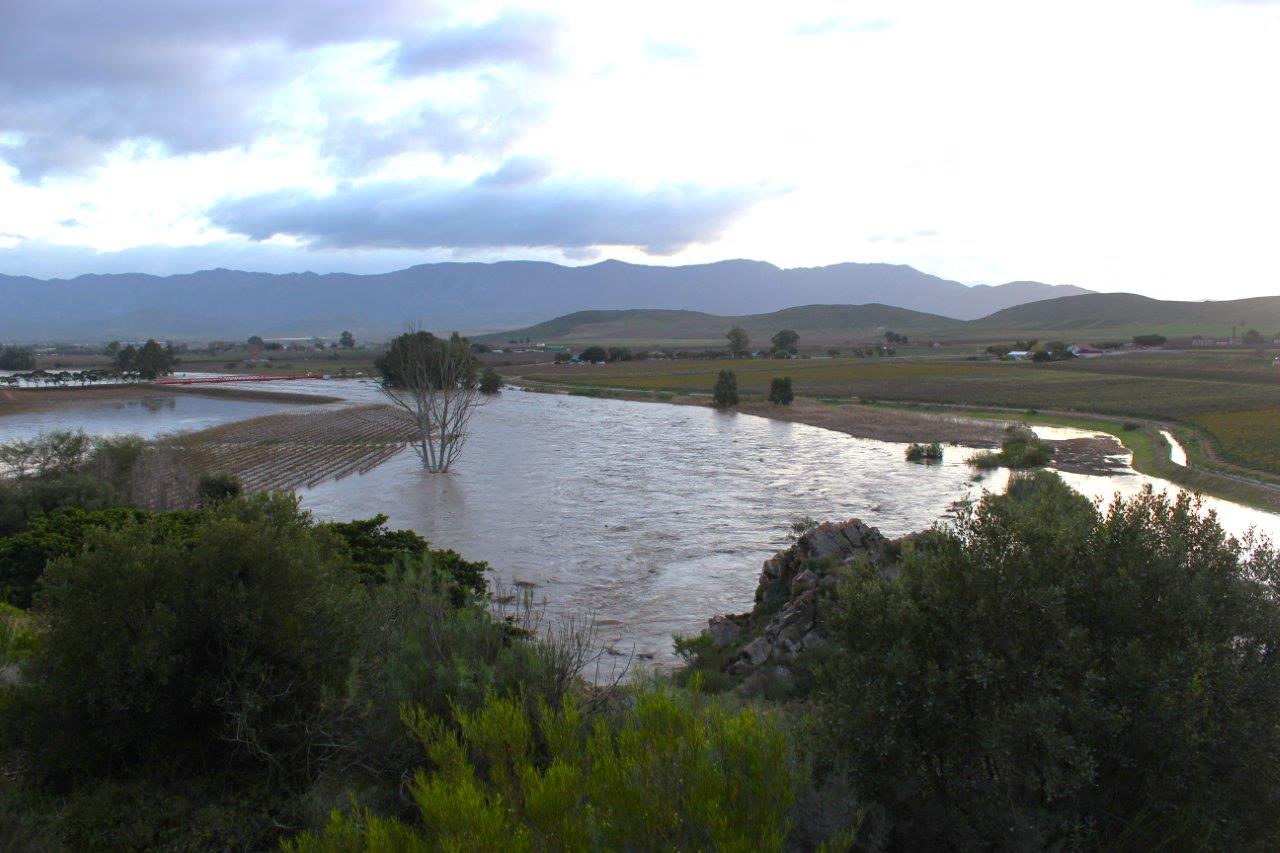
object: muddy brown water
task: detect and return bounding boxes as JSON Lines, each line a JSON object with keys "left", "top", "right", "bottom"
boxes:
{"left": 5, "top": 376, "right": 1278, "bottom": 670}
{"left": 287, "top": 382, "right": 1280, "bottom": 669}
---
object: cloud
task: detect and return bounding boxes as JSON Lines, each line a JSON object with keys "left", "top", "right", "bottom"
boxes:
{"left": 644, "top": 39, "right": 698, "bottom": 62}
{"left": 209, "top": 177, "right": 774, "bottom": 254}
{"left": 320, "top": 82, "right": 549, "bottom": 170}
{"left": 475, "top": 157, "right": 555, "bottom": 187}
{"left": 394, "top": 11, "right": 561, "bottom": 76}
{"left": 790, "top": 18, "right": 893, "bottom": 37}
{"left": 0, "top": 2, "right": 562, "bottom": 180}
{"left": 869, "top": 228, "right": 939, "bottom": 244}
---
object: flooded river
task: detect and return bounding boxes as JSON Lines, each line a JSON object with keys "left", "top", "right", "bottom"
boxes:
{"left": 5, "top": 376, "right": 1279, "bottom": 668}
{"left": 289, "top": 382, "right": 1280, "bottom": 666}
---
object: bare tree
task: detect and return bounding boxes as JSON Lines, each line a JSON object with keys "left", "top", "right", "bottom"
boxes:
{"left": 376, "top": 329, "right": 482, "bottom": 473}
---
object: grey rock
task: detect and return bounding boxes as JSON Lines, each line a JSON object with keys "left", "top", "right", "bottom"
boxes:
{"left": 791, "top": 569, "right": 817, "bottom": 595}
{"left": 741, "top": 636, "right": 772, "bottom": 666}
{"left": 706, "top": 615, "right": 742, "bottom": 650}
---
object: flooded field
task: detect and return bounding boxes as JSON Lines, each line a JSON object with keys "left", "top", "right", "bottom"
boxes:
{"left": 5, "top": 375, "right": 1279, "bottom": 668}
{"left": 0, "top": 387, "right": 312, "bottom": 445}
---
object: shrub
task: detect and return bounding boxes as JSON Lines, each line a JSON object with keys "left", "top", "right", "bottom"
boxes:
{"left": 904, "top": 442, "right": 943, "bottom": 463}
{"left": 818, "top": 473, "right": 1280, "bottom": 849}
{"left": 712, "top": 370, "right": 739, "bottom": 408}
{"left": 287, "top": 685, "right": 805, "bottom": 851}
{"left": 768, "top": 376, "right": 794, "bottom": 405}
{"left": 1, "top": 600, "right": 39, "bottom": 665}
{"left": 578, "top": 346, "right": 608, "bottom": 363}
{"left": 0, "top": 472, "right": 118, "bottom": 538}
{"left": 2, "top": 494, "right": 366, "bottom": 784}
{"left": 478, "top": 367, "right": 502, "bottom": 394}
{"left": 0, "top": 345, "right": 36, "bottom": 370}
{"left": 196, "top": 472, "right": 242, "bottom": 507}
{"left": 0, "top": 506, "right": 197, "bottom": 608}
{"left": 321, "top": 513, "right": 487, "bottom": 603}
{"left": 969, "top": 425, "right": 1052, "bottom": 470}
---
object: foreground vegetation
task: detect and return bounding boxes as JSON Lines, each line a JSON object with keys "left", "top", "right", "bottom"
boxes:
{"left": 3, "top": 428, "right": 1280, "bottom": 848}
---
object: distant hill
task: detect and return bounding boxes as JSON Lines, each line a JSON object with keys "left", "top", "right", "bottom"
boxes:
{"left": 486, "top": 292, "right": 1280, "bottom": 346}
{"left": 0, "top": 259, "right": 1087, "bottom": 342}
{"left": 961, "top": 293, "right": 1280, "bottom": 336}
{"left": 483, "top": 304, "right": 951, "bottom": 346}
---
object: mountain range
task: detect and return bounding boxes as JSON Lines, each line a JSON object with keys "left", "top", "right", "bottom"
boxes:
{"left": 0, "top": 259, "right": 1088, "bottom": 342}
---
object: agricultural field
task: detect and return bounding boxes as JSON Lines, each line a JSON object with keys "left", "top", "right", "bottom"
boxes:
{"left": 1192, "top": 407, "right": 1280, "bottom": 476}
{"left": 1056, "top": 350, "right": 1280, "bottom": 385}
{"left": 173, "top": 404, "right": 417, "bottom": 493}
{"left": 513, "top": 355, "right": 1280, "bottom": 418}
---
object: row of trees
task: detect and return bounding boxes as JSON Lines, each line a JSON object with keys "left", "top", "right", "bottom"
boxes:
{"left": 104, "top": 339, "right": 179, "bottom": 378}
{"left": 724, "top": 327, "right": 801, "bottom": 358}
{"left": 711, "top": 370, "right": 793, "bottom": 408}
{"left": 241, "top": 331, "right": 357, "bottom": 351}
{"left": 0, "top": 369, "right": 151, "bottom": 389}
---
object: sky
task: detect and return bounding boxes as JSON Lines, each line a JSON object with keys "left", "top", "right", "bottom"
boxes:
{"left": 0, "top": 0, "right": 1277, "bottom": 298}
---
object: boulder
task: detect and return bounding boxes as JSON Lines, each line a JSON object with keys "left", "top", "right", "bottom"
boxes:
{"left": 704, "top": 517, "right": 908, "bottom": 683}
{"left": 706, "top": 615, "right": 742, "bottom": 649}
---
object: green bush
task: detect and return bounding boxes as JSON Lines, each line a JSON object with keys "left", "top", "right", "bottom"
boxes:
{"left": 712, "top": 369, "right": 739, "bottom": 408}
{"left": 287, "top": 685, "right": 805, "bottom": 852}
{"left": 1, "top": 601, "right": 39, "bottom": 665}
{"left": 478, "top": 367, "right": 502, "bottom": 394}
{"left": 339, "top": 568, "right": 586, "bottom": 791}
{"left": 0, "top": 506, "right": 198, "bottom": 607}
{"left": 196, "top": 472, "right": 242, "bottom": 506}
{"left": 969, "top": 425, "right": 1053, "bottom": 470}
{"left": 321, "top": 513, "right": 487, "bottom": 603}
{"left": 904, "top": 442, "right": 943, "bottom": 463}
{"left": 2, "top": 493, "right": 366, "bottom": 784}
{"left": 818, "top": 473, "right": 1280, "bottom": 849}
{"left": 768, "top": 376, "right": 794, "bottom": 406}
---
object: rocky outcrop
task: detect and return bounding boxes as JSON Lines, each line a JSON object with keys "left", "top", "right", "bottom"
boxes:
{"left": 703, "top": 519, "right": 910, "bottom": 682}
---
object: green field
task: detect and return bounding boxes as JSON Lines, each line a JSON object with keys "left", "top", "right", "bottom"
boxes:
{"left": 1192, "top": 406, "right": 1280, "bottom": 476}
{"left": 517, "top": 354, "right": 1280, "bottom": 417}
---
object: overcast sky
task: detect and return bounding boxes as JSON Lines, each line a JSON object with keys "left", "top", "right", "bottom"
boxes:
{"left": 1, "top": 0, "right": 1277, "bottom": 298}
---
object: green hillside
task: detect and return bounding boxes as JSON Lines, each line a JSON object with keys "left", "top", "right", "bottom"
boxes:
{"left": 953, "top": 293, "right": 1280, "bottom": 338}
{"left": 481, "top": 304, "right": 952, "bottom": 347}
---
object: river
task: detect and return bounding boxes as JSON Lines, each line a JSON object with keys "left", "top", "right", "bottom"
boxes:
{"left": 4, "top": 376, "right": 1278, "bottom": 668}
{"left": 285, "top": 381, "right": 1280, "bottom": 668}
